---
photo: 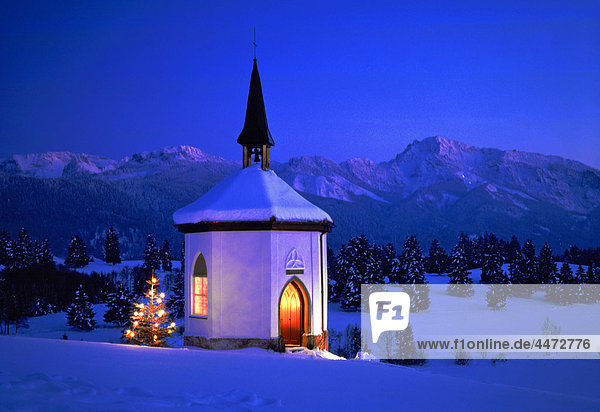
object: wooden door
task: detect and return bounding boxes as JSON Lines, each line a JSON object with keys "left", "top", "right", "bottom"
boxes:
{"left": 280, "top": 282, "right": 304, "bottom": 346}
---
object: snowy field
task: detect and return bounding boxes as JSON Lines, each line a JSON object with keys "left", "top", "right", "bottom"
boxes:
{"left": 1, "top": 298, "right": 598, "bottom": 410}
{"left": 1, "top": 265, "right": 599, "bottom": 410}
{"left": 2, "top": 335, "right": 600, "bottom": 410}
{"left": 53, "top": 258, "right": 181, "bottom": 275}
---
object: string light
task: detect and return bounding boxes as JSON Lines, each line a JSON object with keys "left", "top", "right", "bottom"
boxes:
{"left": 123, "top": 270, "right": 177, "bottom": 347}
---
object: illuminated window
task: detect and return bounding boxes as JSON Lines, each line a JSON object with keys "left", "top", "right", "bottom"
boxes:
{"left": 193, "top": 275, "right": 207, "bottom": 316}
{"left": 192, "top": 254, "right": 208, "bottom": 317}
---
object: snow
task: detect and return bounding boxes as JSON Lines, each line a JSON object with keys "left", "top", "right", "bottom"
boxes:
{"left": 290, "top": 173, "right": 387, "bottom": 203}
{"left": 53, "top": 258, "right": 181, "bottom": 275}
{"left": 285, "top": 346, "right": 345, "bottom": 360}
{"left": 0, "top": 152, "right": 116, "bottom": 178}
{"left": 2, "top": 294, "right": 599, "bottom": 409}
{"left": 17, "top": 304, "right": 124, "bottom": 343}
{"left": 173, "top": 164, "right": 333, "bottom": 225}
{"left": 2, "top": 336, "right": 599, "bottom": 410}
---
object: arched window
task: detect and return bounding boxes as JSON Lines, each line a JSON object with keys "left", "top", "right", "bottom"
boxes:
{"left": 193, "top": 254, "right": 208, "bottom": 317}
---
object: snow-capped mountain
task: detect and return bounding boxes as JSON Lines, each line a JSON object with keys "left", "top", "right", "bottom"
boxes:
{"left": 0, "top": 152, "right": 117, "bottom": 178}
{"left": 1, "top": 138, "right": 599, "bottom": 256}
{"left": 277, "top": 136, "right": 599, "bottom": 212}
{"left": 0, "top": 146, "right": 235, "bottom": 179}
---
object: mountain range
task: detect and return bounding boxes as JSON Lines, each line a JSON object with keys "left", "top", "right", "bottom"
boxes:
{"left": 1, "top": 136, "right": 599, "bottom": 258}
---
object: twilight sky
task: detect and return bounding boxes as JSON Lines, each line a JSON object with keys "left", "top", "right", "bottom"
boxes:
{"left": 1, "top": 1, "right": 599, "bottom": 168}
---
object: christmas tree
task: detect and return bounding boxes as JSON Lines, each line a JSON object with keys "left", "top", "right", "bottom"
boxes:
{"left": 104, "top": 282, "right": 136, "bottom": 326}
{"left": 104, "top": 226, "right": 121, "bottom": 265}
{"left": 66, "top": 285, "right": 96, "bottom": 330}
{"left": 65, "top": 234, "right": 90, "bottom": 268}
{"left": 125, "top": 274, "right": 176, "bottom": 347}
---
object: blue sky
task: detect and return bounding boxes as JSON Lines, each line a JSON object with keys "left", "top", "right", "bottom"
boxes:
{"left": 1, "top": 1, "right": 599, "bottom": 168}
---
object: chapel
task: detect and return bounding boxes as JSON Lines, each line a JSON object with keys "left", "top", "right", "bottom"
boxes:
{"left": 173, "top": 57, "right": 333, "bottom": 350}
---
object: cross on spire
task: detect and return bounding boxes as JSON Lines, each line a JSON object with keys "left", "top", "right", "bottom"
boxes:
{"left": 252, "top": 28, "right": 257, "bottom": 61}
{"left": 237, "top": 36, "right": 274, "bottom": 171}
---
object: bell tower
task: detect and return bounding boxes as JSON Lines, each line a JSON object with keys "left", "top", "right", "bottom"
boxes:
{"left": 237, "top": 58, "right": 275, "bottom": 170}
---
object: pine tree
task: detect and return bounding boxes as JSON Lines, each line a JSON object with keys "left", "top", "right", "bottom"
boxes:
{"left": 14, "top": 228, "right": 34, "bottom": 269}
{"left": 104, "top": 227, "right": 121, "bottom": 265}
{"left": 37, "top": 238, "right": 54, "bottom": 265}
{"left": 471, "top": 236, "right": 485, "bottom": 269}
{"left": 31, "top": 240, "right": 41, "bottom": 264}
{"left": 593, "top": 265, "right": 600, "bottom": 284}
{"left": 559, "top": 262, "right": 575, "bottom": 284}
{"left": 124, "top": 275, "right": 176, "bottom": 347}
{"left": 65, "top": 234, "right": 90, "bottom": 268}
{"left": 426, "top": 238, "right": 448, "bottom": 275}
{"left": 546, "top": 262, "right": 575, "bottom": 305}
{"left": 366, "top": 243, "right": 383, "bottom": 284}
{"left": 507, "top": 235, "right": 522, "bottom": 266}
{"left": 390, "top": 325, "right": 424, "bottom": 366}
{"left": 583, "top": 265, "right": 600, "bottom": 304}
{"left": 328, "top": 249, "right": 342, "bottom": 302}
{"left": 401, "top": 235, "right": 430, "bottom": 312}
{"left": 167, "top": 269, "right": 185, "bottom": 318}
{"left": 66, "top": 285, "right": 96, "bottom": 330}
{"left": 180, "top": 240, "right": 185, "bottom": 270}
{"left": 537, "top": 243, "right": 557, "bottom": 284}
{"left": 508, "top": 254, "right": 533, "bottom": 296}
{"left": 331, "top": 243, "right": 350, "bottom": 304}
{"left": 486, "top": 284, "right": 509, "bottom": 310}
{"left": 447, "top": 240, "right": 475, "bottom": 297}
{"left": 575, "top": 265, "right": 595, "bottom": 304}
{"left": 482, "top": 238, "right": 510, "bottom": 309}
{"left": 341, "top": 323, "right": 362, "bottom": 359}
{"left": 379, "top": 243, "right": 397, "bottom": 282}
{"left": 388, "top": 255, "right": 404, "bottom": 284}
{"left": 480, "top": 238, "right": 506, "bottom": 284}
{"left": 521, "top": 240, "right": 537, "bottom": 283}
{"left": 575, "top": 265, "right": 585, "bottom": 283}
{"left": 339, "top": 236, "right": 373, "bottom": 311}
{"left": 161, "top": 240, "right": 172, "bottom": 272}
{"left": 103, "top": 282, "right": 136, "bottom": 326}
{"left": 143, "top": 234, "right": 161, "bottom": 270}
{"left": 0, "top": 230, "right": 12, "bottom": 268}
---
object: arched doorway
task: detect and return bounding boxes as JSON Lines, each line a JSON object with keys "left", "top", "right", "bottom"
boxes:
{"left": 279, "top": 281, "right": 307, "bottom": 346}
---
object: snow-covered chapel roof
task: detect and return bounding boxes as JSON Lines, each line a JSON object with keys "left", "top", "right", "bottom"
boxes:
{"left": 173, "top": 164, "right": 333, "bottom": 226}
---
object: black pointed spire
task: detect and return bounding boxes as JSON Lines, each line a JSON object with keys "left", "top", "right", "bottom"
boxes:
{"left": 237, "top": 59, "right": 275, "bottom": 148}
